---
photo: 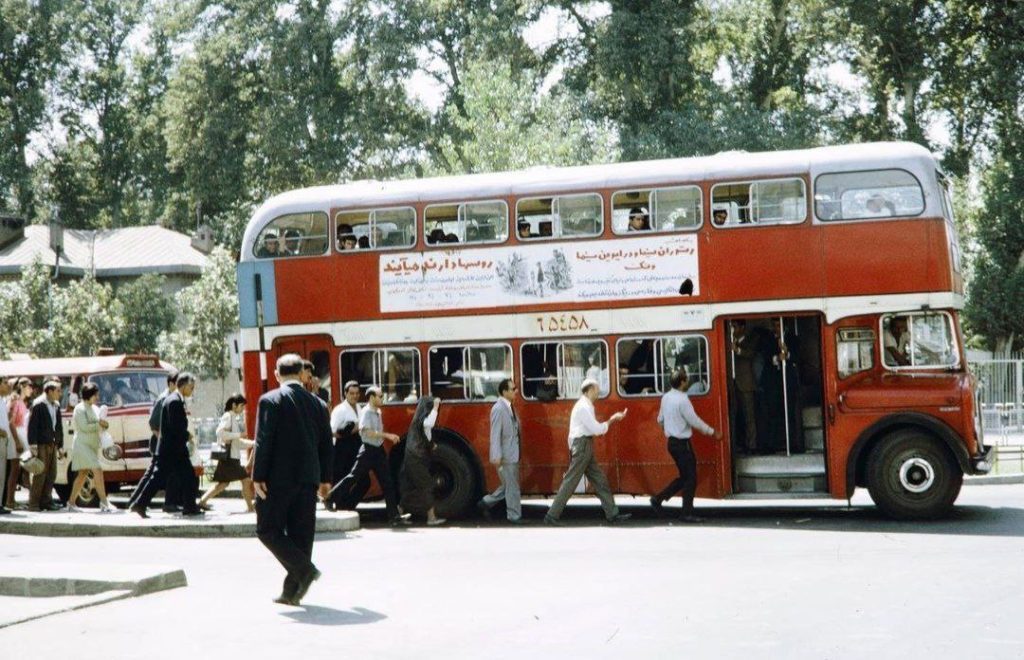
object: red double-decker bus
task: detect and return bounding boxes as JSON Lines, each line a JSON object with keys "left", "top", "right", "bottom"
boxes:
{"left": 236, "top": 141, "right": 991, "bottom": 520}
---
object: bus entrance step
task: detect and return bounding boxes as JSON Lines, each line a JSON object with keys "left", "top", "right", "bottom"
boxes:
{"left": 804, "top": 428, "right": 824, "bottom": 451}
{"left": 734, "top": 455, "right": 826, "bottom": 475}
{"left": 736, "top": 474, "right": 827, "bottom": 494}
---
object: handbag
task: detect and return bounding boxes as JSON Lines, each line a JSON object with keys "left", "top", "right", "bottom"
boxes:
{"left": 20, "top": 450, "right": 44, "bottom": 475}
{"left": 211, "top": 439, "right": 230, "bottom": 461}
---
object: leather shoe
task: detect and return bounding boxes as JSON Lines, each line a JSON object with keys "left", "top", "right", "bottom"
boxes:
{"left": 649, "top": 496, "right": 663, "bottom": 513}
{"left": 607, "top": 513, "right": 632, "bottom": 524}
{"left": 679, "top": 513, "right": 705, "bottom": 524}
{"left": 162, "top": 505, "right": 182, "bottom": 513}
{"left": 543, "top": 515, "right": 563, "bottom": 526}
{"left": 130, "top": 505, "right": 149, "bottom": 519}
{"left": 273, "top": 593, "right": 296, "bottom": 606}
{"left": 181, "top": 509, "right": 205, "bottom": 517}
{"left": 0, "top": 507, "right": 12, "bottom": 515}
{"left": 476, "top": 499, "right": 492, "bottom": 520}
{"left": 292, "top": 568, "right": 321, "bottom": 605}
{"left": 45, "top": 502, "right": 63, "bottom": 511}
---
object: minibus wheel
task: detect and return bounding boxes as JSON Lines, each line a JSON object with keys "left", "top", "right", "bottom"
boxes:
{"left": 54, "top": 467, "right": 100, "bottom": 508}
{"left": 866, "top": 429, "right": 962, "bottom": 520}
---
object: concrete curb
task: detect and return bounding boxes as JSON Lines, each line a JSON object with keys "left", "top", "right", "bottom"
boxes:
{"left": 0, "top": 591, "right": 133, "bottom": 629}
{"left": 0, "top": 565, "right": 187, "bottom": 598}
{"left": 0, "top": 510, "right": 359, "bottom": 538}
{"left": 964, "top": 473, "right": 1024, "bottom": 486}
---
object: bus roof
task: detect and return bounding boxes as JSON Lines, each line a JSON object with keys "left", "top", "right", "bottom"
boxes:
{"left": 0, "top": 354, "right": 174, "bottom": 379}
{"left": 240, "top": 141, "right": 938, "bottom": 261}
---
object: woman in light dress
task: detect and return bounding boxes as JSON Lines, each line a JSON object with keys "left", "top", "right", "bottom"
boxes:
{"left": 5, "top": 378, "right": 31, "bottom": 508}
{"left": 199, "top": 394, "right": 255, "bottom": 512}
{"left": 67, "top": 382, "right": 116, "bottom": 512}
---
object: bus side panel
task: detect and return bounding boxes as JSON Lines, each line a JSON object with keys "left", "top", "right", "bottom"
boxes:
{"left": 705, "top": 224, "right": 824, "bottom": 302}
{"left": 273, "top": 255, "right": 352, "bottom": 324}
{"left": 823, "top": 219, "right": 937, "bottom": 297}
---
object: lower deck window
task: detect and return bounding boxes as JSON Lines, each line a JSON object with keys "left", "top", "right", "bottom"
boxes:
{"left": 340, "top": 348, "right": 421, "bottom": 403}
{"left": 428, "top": 344, "right": 513, "bottom": 401}
{"left": 881, "top": 312, "right": 959, "bottom": 369}
{"left": 617, "top": 335, "right": 709, "bottom": 396}
{"left": 521, "top": 340, "right": 608, "bottom": 400}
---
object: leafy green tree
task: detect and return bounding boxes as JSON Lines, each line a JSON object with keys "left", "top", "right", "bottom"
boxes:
{"left": 159, "top": 246, "right": 239, "bottom": 379}
{"left": 112, "top": 273, "right": 176, "bottom": 353}
{"left": 45, "top": 275, "right": 127, "bottom": 356}
{"left": 0, "top": 0, "right": 68, "bottom": 216}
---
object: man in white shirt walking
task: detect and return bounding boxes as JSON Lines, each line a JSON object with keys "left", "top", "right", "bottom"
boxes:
{"left": 327, "top": 381, "right": 367, "bottom": 511}
{"left": 544, "top": 379, "right": 629, "bottom": 525}
{"left": 478, "top": 379, "right": 522, "bottom": 523}
{"left": 651, "top": 369, "right": 722, "bottom": 523}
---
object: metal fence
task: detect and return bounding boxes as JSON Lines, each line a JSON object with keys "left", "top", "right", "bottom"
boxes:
{"left": 971, "top": 358, "right": 1024, "bottom": 449}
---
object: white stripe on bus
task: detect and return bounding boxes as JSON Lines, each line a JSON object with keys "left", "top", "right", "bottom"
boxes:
{"left": 239, "top": 292, "right": 962, "bottom": 351}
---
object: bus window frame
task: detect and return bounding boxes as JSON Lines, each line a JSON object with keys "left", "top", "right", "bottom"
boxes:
{"left": 423, "top": 199, "right": 510, "bottom": 248}
{"left": 426, "top": 342, "right": 514, "bottom": 403}
{"left": 88, "top": 370, "right": 167, "bottom": 409}
{"left": 334, "top": 206, "right": 418, "bottom": 253}
{"left": 610, "top": 184, "right": 704, "bottom": 235}
{"left": 836, "top": 327, "right": 876, "bottom": 380}
{"left": 519, "top": 338, "right": 610, "bottom": 401}
{"left": 253, "top": 211, "right": 331, "bottom": 260}
{"left": 515, "top": 192, "right": 605, "bottom": 242}
{"left": 936, "top": 169, "right": 963, "bottom": 274}
{"left": 879, "top": 311, "right": 961, "bottom": 372}
{"left": 338, "top": 346, "right": 422, "bottom": 405}
{"left": 710, "top": 176, "right": 807, "bottom": 228}
{"left": 615, "top": 334, "right": 710, "bottom": 398}
{"left": 813, "top": 168, "right": 926, "bottom": 223}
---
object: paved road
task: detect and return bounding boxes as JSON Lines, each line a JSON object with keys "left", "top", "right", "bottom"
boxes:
{"left": 2, "top": 486, "right": 1023, "bottom": 659}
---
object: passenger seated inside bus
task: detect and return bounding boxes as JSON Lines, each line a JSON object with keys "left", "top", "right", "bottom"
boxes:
{"left": 517, "top": 221, "right": 532, "bottom": 239}
{"left": 538, "top": 222, "right": 552, "bottom": 237}
{"left": 627, "top": 207, "right": 651, "bottom": 231}
{"left": 339, "top": 233, "right": 357, "bottom": 250}
{"left": 283, "top": 229, "right": 302, "bottom": 256}
{"left": 443, "top": 233, "right": 459, "bottom": 243}
{"left": 427, "top": 227, "right": 446, "bottom": 244}
{"left": 534, "top": 374, "right": 558, "bottom": 402}
{"left": 864, "top": 194, "right": 895, "bottom": 218}
{"left": 256, "top": 232, "right": 282, "bottom": 258}
{"left": 358, "top": 236, "right": 370, "bottom": 248}
{"left": 712, "top": 208, "right": 728, "bottom": 225}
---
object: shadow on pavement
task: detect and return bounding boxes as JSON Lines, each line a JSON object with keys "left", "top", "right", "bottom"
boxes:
{"left": 281, "top": 605, "right": 387, "bottom": 626}
{"left": 352, "top": 501, "right": 1024, "bottom": 538}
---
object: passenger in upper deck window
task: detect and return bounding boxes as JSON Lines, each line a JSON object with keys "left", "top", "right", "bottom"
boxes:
{"left": 712, "top": 208, "right": 729, "bottom": 225}
{"left": 427, "top": 227, "right": 446, "bottom": 244}
{"left": 864, "top": 194, "right": 892, "bottom": 218}
{"left": 517, "top": 220, "right": 532, "bottom": 239}
{"left": 256, "top": 232, "right": 281, "bottom": 258}
{"left": 628, "top": 207, "right": 651, "bottom": 231}
{"left": 283, "top": 229, "right": 302, "bottom": 256}
{"left": 339, "top": 233, "right": 357, "bottom": 250}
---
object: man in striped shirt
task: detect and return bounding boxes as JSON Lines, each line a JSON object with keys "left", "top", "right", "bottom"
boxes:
{"left": 651, "top": 369, "right": 722, "bottom": 523}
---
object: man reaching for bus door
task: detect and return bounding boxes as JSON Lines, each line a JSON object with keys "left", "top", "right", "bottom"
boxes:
{"left": 650, "top": 369, "right": 722, "bottom": 523}
{"left": 544, "top": 379, "right": 630, "bottom": 526}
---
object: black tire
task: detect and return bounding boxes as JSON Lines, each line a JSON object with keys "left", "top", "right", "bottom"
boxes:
{"left": 55, "top": 467, "right": 100, "bottom": 508}
{"left": 429, "top": 442, "right": 478, "bottom": 519}
{"left": 866, "top": 429, "right": 962, "bottom": 520}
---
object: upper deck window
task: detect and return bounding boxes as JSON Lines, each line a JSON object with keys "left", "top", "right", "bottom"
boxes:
{"left": 424, "top": 200, "right": 508, "bottom": 246}
{"left": 516, "top": 193, "right": 603, "bottom": 241}
{"left": 254, "top": 212, "right": 329, "bottom": 258}
{"left": 611, "top": 185, "right": 702, "bottom": 234}
{"left": 336, "top": 207, "right": 416, "bottom": 251}
{"left": 814, "top": 169, "right": 925, "bottom": 221}
{"left": 881, "top": 312, "right": 959, "bottom": 370}
{"left": 711, "top": 178, "right": 806, "bottom": 226}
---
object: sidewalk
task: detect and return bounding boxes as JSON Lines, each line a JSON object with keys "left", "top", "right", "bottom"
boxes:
{"left": 0, "top": 491, "right": 359, "bottom": 538}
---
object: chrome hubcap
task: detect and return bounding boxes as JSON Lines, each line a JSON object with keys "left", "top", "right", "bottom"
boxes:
{"left": 898, "top": 457, "right": 935, "bottom": 493}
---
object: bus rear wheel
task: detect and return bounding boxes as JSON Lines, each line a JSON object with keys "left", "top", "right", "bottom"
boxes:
{"left": 866, "top": 429, "right": 962, "bottom": 520}
{"left": 429, "top": 443, "right": 477, "bottom": 519}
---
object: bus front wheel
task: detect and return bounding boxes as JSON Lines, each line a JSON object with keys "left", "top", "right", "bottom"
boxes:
{"left": 866, "top": 429, "right": 962, "bottom": 520}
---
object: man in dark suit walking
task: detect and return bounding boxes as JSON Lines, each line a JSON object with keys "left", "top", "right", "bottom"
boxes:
{"left": 128, "top": 371, "right": 178, "bottom": 512}
{"left": 252, "top": 354, "right": 333, "bottom": 606}
{"left": 131, "top": 373, "right": 202, "bottom": 518}
{"left": 28, "top": 380, "right": 65, "bottom": 511}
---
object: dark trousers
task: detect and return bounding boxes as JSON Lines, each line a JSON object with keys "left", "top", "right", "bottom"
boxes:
{"left": 335, "top": 444, "right": 398, "bottom": 519}
{"left": 133, "top": 453, "right": 198, "bottom": 513}
{"left": 28, "top": 443, "right": 59, "bottom": 509}
{"left": 256, "top": 482, "right": 317, "bottom": 597}
{"left": 655, "top": 437, "right": 698, "bottom": 514}
{"left": 129, "top": 435, "right": 181, "bottom": 509}
{"left": 330, "top": 436, "right": 369, "bottom": 510}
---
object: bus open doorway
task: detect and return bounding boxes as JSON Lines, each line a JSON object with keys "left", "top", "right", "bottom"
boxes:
{"left": 725, "top": 314, "right": 828, "bottom": 495}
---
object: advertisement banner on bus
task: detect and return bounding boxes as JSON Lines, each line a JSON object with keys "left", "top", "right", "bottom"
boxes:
{"left": 379, "top": 235, "right": 699, "bottom": 313}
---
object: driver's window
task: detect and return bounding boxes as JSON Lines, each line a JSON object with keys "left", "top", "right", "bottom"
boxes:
{"left": 882, "top": 313, "right": 959, "bottom": 369}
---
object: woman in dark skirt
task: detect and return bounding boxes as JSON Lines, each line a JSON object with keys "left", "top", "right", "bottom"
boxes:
{"left": 400, "top": 396, "right": 446, "bottom": 526}
{"left": 199, "top": 394, "right": 255, "bottom": 512}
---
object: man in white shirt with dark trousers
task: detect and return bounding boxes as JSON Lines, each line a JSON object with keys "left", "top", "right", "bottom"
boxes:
{"left": 544, "top": 379, "right": 630, "bottom": 526}
{"left": 651, "top": 369, "right": 722, "bottom": 523}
